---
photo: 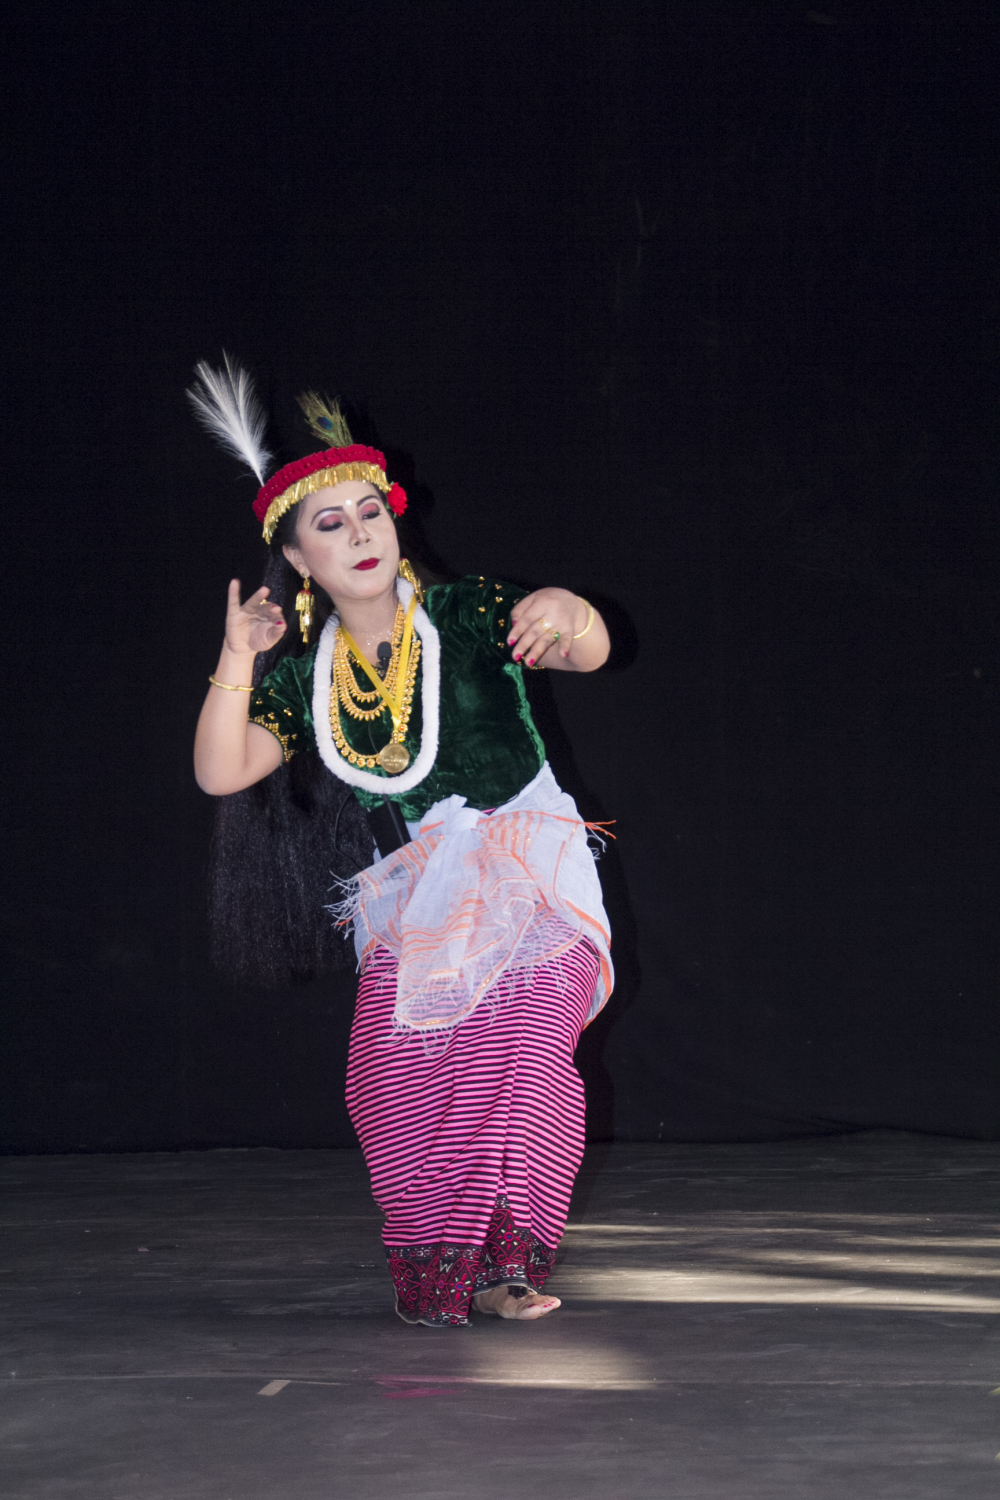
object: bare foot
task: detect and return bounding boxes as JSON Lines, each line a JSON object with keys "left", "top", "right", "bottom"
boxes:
{"left": 472, "top": 1285, "right": 561, "bottom": 1320}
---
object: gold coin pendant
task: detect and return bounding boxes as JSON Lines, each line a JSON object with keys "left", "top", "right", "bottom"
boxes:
{"left": 377, "top": 742, "right": 410, "bottom": 775}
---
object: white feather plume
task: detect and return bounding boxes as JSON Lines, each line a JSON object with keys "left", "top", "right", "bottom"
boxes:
{"left": 186, "top": 354, "right": 273, "bottom": 484}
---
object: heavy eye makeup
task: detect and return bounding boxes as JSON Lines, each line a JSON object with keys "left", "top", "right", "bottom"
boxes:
{"left": 314, "top": 499, "right": 384, "bottom": 532}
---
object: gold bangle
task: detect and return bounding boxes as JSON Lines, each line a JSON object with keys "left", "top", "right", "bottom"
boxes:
{"left": 208, "top": 674, "right": 253, "bottom": 692}
{"left": 572, "top": 599, "right": 595, "bottom": 640}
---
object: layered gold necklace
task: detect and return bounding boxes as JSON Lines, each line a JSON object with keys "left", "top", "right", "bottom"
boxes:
{"left": 329, "top": 597, "right": 421, "bottom": 773}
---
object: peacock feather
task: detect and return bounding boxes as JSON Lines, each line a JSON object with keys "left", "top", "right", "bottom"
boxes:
{"left": 296, "top": 391, "right": 354, "bottom": 449}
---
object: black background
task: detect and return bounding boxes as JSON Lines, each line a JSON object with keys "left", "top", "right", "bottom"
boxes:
{"left": 2, "top": 1, "right": 997, "bottom": 1153}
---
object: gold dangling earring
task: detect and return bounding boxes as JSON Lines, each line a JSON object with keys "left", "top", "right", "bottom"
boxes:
{"left": 295, "top": 574, "right": 314, "bottom": 643}
{"left": 397, "top": 557, "right": 425, "bottom": 604}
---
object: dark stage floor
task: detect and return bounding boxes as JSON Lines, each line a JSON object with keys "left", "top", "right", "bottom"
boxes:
{"left": 4, "top": 1133, "right": 1000, "bottom": 1498}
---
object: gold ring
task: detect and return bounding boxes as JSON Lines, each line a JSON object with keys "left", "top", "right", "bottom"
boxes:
{"left": 540, "top": 618, "right": 552, "bottom": 630}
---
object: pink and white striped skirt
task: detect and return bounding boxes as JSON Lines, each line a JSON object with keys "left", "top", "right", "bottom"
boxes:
{"left": 345, "top": 937, "right": 600, "bottom": 1326}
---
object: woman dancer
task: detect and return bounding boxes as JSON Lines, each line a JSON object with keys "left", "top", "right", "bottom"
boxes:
{"left": 191, "top": 360, "right": 613, "bottom": 1326}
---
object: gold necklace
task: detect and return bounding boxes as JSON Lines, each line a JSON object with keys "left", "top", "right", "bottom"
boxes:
{"left": 329, "top": 598, "right": 420, "bottom": 773}
{"left": 334, "top": 605, "right": 405, "bottom": 720}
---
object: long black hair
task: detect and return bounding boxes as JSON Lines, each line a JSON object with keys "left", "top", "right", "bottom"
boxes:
{"left": 206, "top": 539, "right": 367, "bottom": 986}
{"left": 206, "top": 480, "right": 451, "bottom": 987}
{"left": 206, "top": 503, "right": 364, "bottom": 988}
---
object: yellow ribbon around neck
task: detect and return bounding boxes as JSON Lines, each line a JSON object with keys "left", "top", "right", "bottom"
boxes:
{"left": 338, "top": 594, "right": 418, "bottom": 730}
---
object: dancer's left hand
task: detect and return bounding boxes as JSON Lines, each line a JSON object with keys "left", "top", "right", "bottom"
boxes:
{"left": 508, "top": 588, "right": 589, "bottom": 667}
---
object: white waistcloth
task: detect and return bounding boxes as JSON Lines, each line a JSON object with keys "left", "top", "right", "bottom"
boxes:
{"left": 331, "top": 763, "right": 613, "bottom": 1032}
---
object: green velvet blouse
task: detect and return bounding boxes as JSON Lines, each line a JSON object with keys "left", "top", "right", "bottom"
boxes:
{"left": 249, "top": 575, "right": 546, "bottom": 822}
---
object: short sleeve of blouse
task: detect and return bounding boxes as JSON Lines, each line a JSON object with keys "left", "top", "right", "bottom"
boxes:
{"left": 248, "top": 650, "right": 317, "bottom": 762}
{"left": 463, "top": 574, "right": 526, "bottom": 655}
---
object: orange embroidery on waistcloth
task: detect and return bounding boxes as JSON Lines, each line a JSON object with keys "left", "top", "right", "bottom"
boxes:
{"left": 339, "top": 792, "right": 615, "bottom": 1033}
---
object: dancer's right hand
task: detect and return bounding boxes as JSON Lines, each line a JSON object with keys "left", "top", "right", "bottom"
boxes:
{"left": 224, "top": 579, "right": 287, "bottom": 657}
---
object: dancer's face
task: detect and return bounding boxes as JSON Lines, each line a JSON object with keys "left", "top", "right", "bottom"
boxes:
{"left": 282, "top": 481, "right": 400, "bottom": 604}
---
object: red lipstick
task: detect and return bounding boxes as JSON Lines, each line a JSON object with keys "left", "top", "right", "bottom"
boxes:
{"left": 353, "top": 558, "right": 379, "bottom": 571}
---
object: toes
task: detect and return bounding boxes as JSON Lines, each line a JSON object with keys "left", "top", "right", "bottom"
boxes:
{"left": 516, "top": 1295, "right": 561, "bottom": 1320}
{"left": 473, "top": 1286, "right": 561, "bottom": 1320}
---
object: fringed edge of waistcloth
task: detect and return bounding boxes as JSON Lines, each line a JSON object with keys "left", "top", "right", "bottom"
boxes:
{"left": 326, "top": 762, "right": 613, "bottom": 1035}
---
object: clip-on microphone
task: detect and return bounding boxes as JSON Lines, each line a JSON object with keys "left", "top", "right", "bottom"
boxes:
{"left": 366, "top": 639, "right": 412, "bottom": 856}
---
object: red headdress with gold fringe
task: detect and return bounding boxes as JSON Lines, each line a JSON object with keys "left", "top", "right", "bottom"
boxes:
{"left": 187, "top": 358, "right": 408, "bottom": 541}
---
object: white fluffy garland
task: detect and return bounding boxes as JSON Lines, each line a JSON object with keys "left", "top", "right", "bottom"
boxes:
{"left": 312, "top": 576, "right": 440, "bottom": 795}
